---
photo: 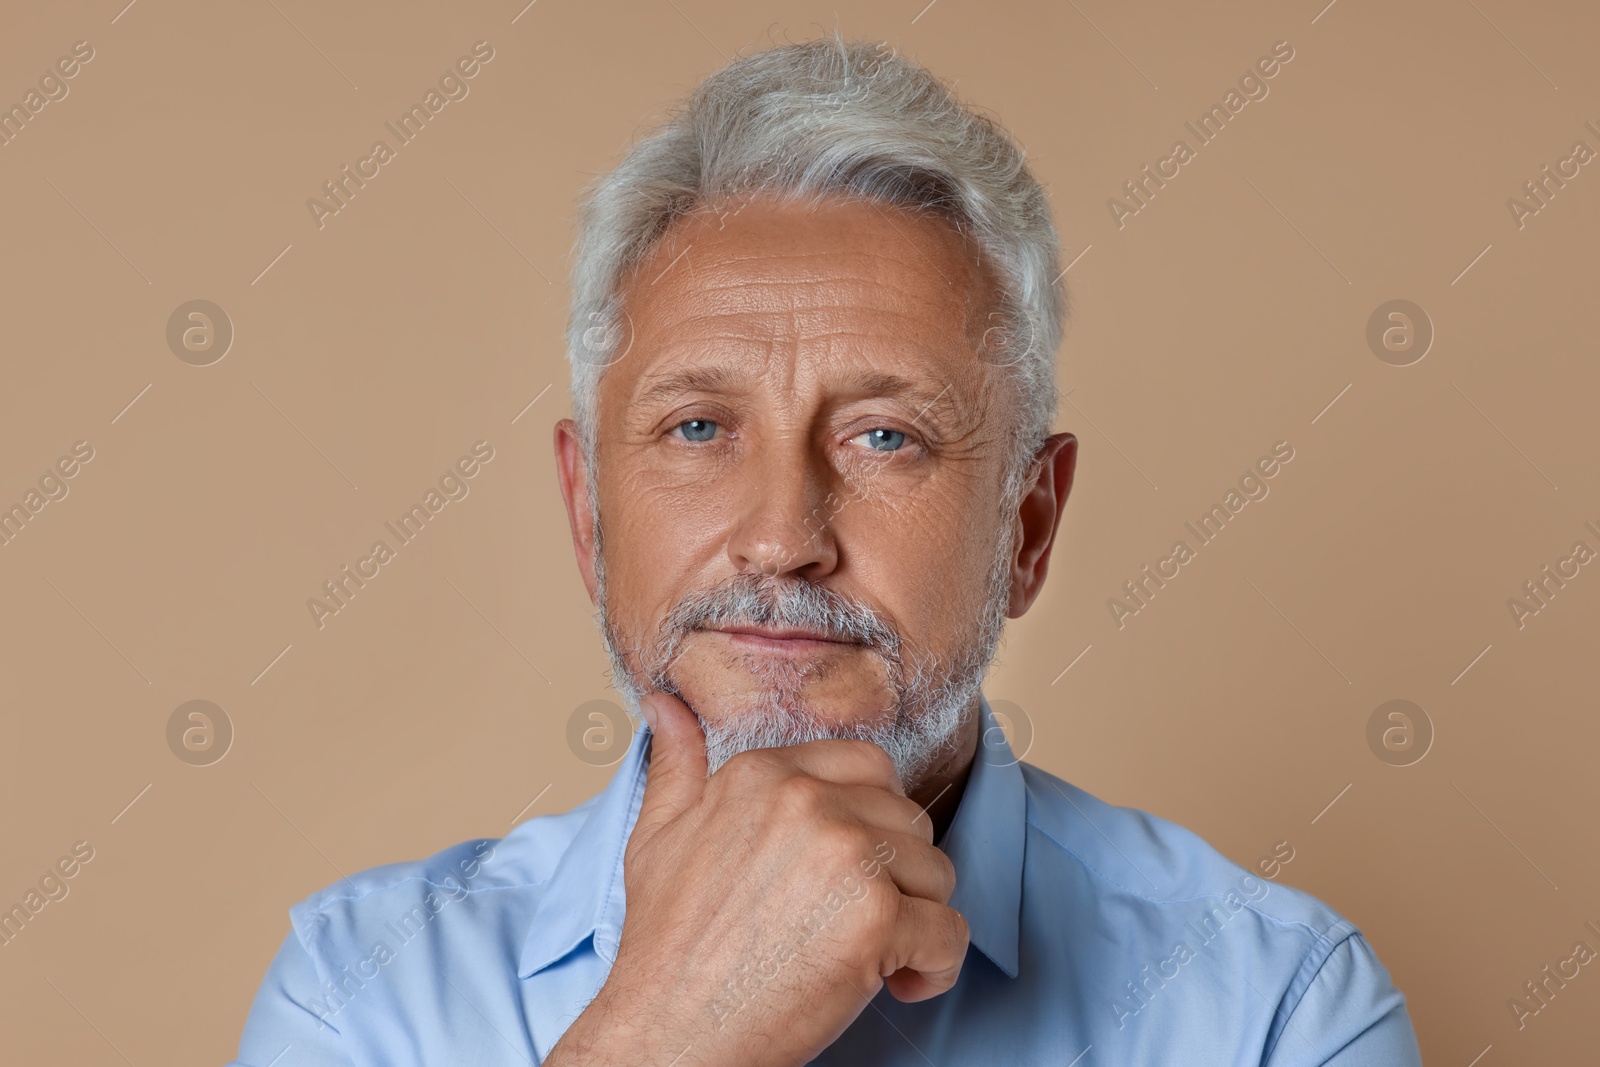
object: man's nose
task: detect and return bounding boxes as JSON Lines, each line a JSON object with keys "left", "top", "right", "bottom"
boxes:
{"left": 724, "top": 436, "right": 841, "bottom": 580}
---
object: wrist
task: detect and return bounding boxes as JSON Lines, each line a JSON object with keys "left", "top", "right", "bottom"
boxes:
{"left": 547, "top": 977, "right": 673, "bottom": 1067}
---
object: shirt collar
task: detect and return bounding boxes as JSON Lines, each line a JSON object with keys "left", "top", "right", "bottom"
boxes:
{"left": 518, "top": 694, "right": 1026, "bottom": 981}
{"left": 942, "top": 693, "right": 1025, "bottom": 978}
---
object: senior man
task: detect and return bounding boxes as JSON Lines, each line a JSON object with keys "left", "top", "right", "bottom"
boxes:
{"left": 232, "top": 35, "right": 1422, "bottom": 1067}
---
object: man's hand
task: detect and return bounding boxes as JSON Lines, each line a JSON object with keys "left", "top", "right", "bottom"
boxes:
{"left": 545, "top": 690, "right": 970, "bottom": 1067}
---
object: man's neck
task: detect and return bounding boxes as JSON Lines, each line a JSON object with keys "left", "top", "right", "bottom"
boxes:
{"left": 908, "top": 700, "right": 981, "bottom": 846}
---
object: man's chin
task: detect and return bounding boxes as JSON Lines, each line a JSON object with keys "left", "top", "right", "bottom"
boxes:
{"left": 661, "top": 641, "right": 901, "bottom": 734}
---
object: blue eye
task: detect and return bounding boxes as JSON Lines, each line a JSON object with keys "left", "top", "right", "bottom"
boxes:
{"left": 675, "top": 419, "right": 719, "bottom": 442}
{"left": 858, "top": 428, "right": 906, "bottom": 451}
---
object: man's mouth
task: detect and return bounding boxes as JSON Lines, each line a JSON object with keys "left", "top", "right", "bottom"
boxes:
{"left": 702, "top": 624, "right": 866, "bottom": 654}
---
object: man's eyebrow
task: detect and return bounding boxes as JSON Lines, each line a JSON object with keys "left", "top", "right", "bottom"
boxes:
{"left": 845, "top": 370, "right": 960, "bottom": 427}
{"left": 631, "top": 363, "right": 960, "bottom": 423}
{"left": 631, "top": 365, "right": 742, "bottom": 408}
{"left": 846, "top": 370, "right": 935, "bottom": 403}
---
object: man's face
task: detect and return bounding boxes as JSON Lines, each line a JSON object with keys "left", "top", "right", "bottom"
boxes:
{"left": 568, "top": 194, "right": 1027, "bottom": 788}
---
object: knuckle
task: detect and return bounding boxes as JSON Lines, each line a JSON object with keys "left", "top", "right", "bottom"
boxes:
{"left": 720, "top": 748, "right": 775, "bottom": 786}
{"left": 830, "top": 738, "right": 901, "bottom": 792}
{"left": 845, "top": 737, "right": 897, "bottom": 778}
{"left": 927, "top": 847, "right": 957, "bottom": 900}
{"left": 774, "top": 773, "right": 828, "bottom": 820}
{"left": 815, "top": 818, "right": 868, "bottom": 863}
{"left": 852, "top": 875, "right": 901, "bottom": 931}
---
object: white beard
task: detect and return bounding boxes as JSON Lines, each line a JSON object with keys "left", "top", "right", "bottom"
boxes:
{"left": 588, "top": 499, "right": 1016, "bottom": 792}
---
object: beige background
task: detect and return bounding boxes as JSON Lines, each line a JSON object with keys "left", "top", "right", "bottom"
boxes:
{"left": 1, "top": 0, "right": 1596, "bottom": 1063}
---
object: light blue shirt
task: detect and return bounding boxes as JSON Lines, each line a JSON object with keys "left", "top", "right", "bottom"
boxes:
{"left": 231, "top": 696, "right": 1422, "bottom": 1065}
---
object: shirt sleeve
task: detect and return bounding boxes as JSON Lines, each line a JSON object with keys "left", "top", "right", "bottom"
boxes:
{"left": 226, "top": 929, "right": 354, "bottom": 1067}
{"left": 1261, "top": 932, "right": 1423, "bottom": 1067}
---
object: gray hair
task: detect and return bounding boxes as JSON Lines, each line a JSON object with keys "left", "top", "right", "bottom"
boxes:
{"left": 564, "top": 32, "right": 1067, "bottom": 505}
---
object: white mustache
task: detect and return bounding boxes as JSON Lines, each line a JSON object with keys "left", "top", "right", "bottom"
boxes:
{"left": 647, "top": 574, "right": 902, "bottom": 683}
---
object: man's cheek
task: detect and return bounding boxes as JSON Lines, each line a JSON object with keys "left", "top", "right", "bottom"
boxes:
{"left": 614, "top": 455, "right": 734, "bottom": 506}
{"left": 779, "top": 645, "right": 899, "bottom": 717}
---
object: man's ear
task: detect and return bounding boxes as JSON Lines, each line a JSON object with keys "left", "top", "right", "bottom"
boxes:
{"left": 554, "top": 418, "right": 600, "bottom": 605}
{"left": 1007, "top": 432, "right": 1077, "bottom": 618}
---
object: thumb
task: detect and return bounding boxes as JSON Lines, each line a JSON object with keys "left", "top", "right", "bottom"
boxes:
{"left": 633, "top": 690, "right": 708, "bottom": 839}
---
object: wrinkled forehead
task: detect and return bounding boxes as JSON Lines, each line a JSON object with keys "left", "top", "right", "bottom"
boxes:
{"left": 602, "top": 195, "right": 1001, "bottom": 401}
